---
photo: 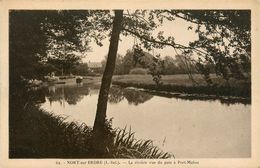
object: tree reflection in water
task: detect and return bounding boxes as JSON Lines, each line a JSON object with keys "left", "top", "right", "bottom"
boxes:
{"left": 40, "top": 84, "right": 249, "bottom": 107}
{"left": 123, "top": 89, "right": 153, "bottom": 105}
{"left": 108, "top": 87, "right": 125, "bottom": 104}
{"left": 108, "top": 86, "right": 153, "bottom": 105}
{"left": 45, "top": 84, "right": 91, "bottom": 106}
{"left": 43, "top": 84, "right": 154, "bottom": 106}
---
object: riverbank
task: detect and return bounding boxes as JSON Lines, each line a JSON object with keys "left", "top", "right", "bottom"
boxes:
{"left": 40, "top": 74, "right": 250, "bottom": 103}
{"left": 112, "top": 74, "right": 251, "bottom": 99}
{"left": 40, "top": 76, "right": 102, "bottom": 86}
{"left": 10, "top": 90, "right": 171, "bottom": 158}
{"left": 44, "top": 74, "right": 251, "bottom": 100}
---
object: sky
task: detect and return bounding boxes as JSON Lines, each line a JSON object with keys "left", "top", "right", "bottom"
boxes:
{"left": 83, "top": 17, "right": 198, "bottom": 63}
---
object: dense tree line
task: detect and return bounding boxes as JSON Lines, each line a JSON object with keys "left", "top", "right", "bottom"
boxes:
{"left": 101, "top": 49, "right": 154, "bottom": 75}
{"left": 100, "top": 50, "right": 199, "bottom": 75}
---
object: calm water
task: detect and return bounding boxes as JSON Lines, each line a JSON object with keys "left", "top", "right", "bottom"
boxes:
{"left": 39, "top": 83, "right": 251, "bottom": 158}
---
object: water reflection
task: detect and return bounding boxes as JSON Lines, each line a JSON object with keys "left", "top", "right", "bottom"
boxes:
{"left": 29, "top": 88, "right": 46, "bottom": 104}
{"left": 141, "top": 89, "right": 251, "bottom": 105}
{"left": 108, "top": 87, "right": 124, "bottom": 104}
{"left": 108, "top": 86, "right": 153, "bottom": 105}
{"left": 40, "top": 84, "right": 250, "bottom": 107}
{"left": 46, "top": 84, "right": 90, "bottom": 105}
{"left": 123, "top": 89, "right": 153, "bottom": 105}
{"left": 43, "top": 84, "right": 154, "bottom": 106}
{"left": 39, "top": 83, "right": 251, "bottom": 158}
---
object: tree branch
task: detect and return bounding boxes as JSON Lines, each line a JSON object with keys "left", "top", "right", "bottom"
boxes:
{"left": 124, "top": 11, "right": 151, "bottom": 26}
{"left": 164, "top": 10, "right": 204, "bottom": 25}
{"left": 122, "top": 28, "right": 208, "bottom": 55}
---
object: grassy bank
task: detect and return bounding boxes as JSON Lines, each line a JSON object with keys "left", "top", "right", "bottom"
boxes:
{"left": 10, "top": 100, "right": 171, "bottom": 158}
{"left": 112, "top": 74, "right": 251, "bottom": 98}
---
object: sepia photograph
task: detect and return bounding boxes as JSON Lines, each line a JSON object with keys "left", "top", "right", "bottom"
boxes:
{"left": 1, "top": 0, "right": 260, "bottom": 167}
{"left": 8, "top": 9, "right": 251, "bottom": 158}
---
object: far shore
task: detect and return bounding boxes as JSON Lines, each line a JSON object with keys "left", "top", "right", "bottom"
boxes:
{"left": 39, "top": 74, "right": 250, "bottom": 99}
{"left": 112, "top": 74, "right": 251, "bottom": 99}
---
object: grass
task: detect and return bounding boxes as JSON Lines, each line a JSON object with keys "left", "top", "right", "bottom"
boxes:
{"left": 113, "top": 74, "right": 249, "bottom": 87}
{"left": 129, "top": 68, "right": 149, "bottom": 75}
{"left": 10, "top": 103, "right": 93, "bottom": 158}
{"left": 112, "top": 127, "right": 172, "bottom": 158}
{"left": 53, "top": 74, "right": 250, "bottom": 98}
{"left": 10, "top": 98, "right": 171, "bottom": 158}
{"left": 112, "top": 74, "right": 251, "bottom": 98}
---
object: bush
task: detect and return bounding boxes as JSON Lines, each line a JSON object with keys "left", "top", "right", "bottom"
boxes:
{"left": 86, "top": 72, "right": 101, "bottom": 77}
{"left": 129, "top": 68, "right": 148, "bottom": 75}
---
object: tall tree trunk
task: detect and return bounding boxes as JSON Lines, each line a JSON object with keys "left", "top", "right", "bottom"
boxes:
{"left": 92, "top": 10, "right": 123, "bottom": 156}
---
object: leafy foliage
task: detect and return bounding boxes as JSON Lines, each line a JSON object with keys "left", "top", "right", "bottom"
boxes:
{"left": 71, "top": 63, "right": 89, "bottom": 76}
{"left": 121, "top": 10, "right": 251, "bottom": 84}
{"left": 132, "top": 45, "right": 164, "bottom": 85}
{"left": 9, "top": 11, "right": 49, "bottom": 83}
{"left": 184, "top": 10, "right": 251, "bottom": 81}
{"left": 9, "top": 10, "right": 111, "bottom": 84}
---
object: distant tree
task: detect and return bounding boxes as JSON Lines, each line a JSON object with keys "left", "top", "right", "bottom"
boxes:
{"left": 113, "top": 54, "right": 125, "bottom": 75}
{"left": 121, "top": 50, "right": 135, "bottom": 74}
{"left": 122, "top": 49, "right": 155, "bottom": 74}
{"left": 175, "top": 54, "right": 198, "bottom": 85}
{"left": 163, "top": 56, "right": 178, "bottom": 75}
{"left": 101, "top": 54, "right": 125, "bottom": 75}
{"left": 71, "top": 63, "right": 89, "bottom": 76}
{"left": 101, "top": 50, "right": 155, "bottom": 75}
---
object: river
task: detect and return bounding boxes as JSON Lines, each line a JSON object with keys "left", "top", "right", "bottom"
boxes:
{"left": 39, "top": 83, "right": 251, "bottom": 158}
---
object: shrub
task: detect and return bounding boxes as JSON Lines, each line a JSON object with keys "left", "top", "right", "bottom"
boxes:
{"left": 129, "top": 68, "right": 148, "bottom": 75}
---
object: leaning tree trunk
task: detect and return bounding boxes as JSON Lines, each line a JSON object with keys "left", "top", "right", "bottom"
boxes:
{"left": 92, "top": 10, "right": 123, "bottom": 156}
